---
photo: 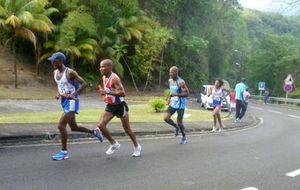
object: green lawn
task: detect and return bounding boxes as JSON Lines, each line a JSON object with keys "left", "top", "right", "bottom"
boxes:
{"left": 0, "top": 104, "right": 212, "bottom": 123}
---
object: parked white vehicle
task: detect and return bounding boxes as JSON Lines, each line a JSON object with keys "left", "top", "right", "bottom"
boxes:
{"left": 196, "top": 85, "right": 230, "bottom": 110}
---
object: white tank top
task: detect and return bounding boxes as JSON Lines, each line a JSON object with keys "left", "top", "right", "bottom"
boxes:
{"left": 212, "top": 87, "right": 223, "bottom": 101}
{"left": 54, "top": 67, "right": 77, "bottom": 95}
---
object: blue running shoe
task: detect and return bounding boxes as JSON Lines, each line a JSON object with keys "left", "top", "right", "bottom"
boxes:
{"left": 174, "top": 127, "right": 179, "bottom": 137}
{"left": 93, "top": 128, "right": 104, "bottom": 143}
{"left": 52, "top": 150, "right": 69, "bottom": 161}
{"left": 180, "top": 137, "right": 188, "bottom": 145}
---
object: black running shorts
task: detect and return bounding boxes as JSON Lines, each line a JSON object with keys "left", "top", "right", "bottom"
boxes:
{"left": 166, "top": 106, "right": 185, "bottom": 119}
{"left": 105, "top": 102, "right": 129, "bottom": 118}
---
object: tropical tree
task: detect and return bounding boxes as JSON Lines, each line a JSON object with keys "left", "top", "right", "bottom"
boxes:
{"left": 0, "top": 0, "right": 55, "bottom": 87}
{"left": 41, "top": 8, "right": 98, "bottom": 70}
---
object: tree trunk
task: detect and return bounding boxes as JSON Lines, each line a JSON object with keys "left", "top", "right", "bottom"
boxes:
{"left": 143, "top": 69, "right": 151, "bottom": 92}
{"left": 13, "top": 44, "right": 18, "bottom": 88}
{"left": 158, "top": 48, "right": 164, "bottom": 91}
{"left": 35, "top": 40, "right": 41, "bottom": 76}
{"left": 121, "top": 56, "right": 139, "bottom": 93}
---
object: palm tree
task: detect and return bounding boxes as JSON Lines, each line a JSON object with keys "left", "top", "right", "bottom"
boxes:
{"left": 41, "top": 38, "right": 98, "bottom": 68}
{"left": 40, "top": 9, "right": 98, "bottom": 69}
{"left": 0, "top": 0, "right": 56, "bottom": 88}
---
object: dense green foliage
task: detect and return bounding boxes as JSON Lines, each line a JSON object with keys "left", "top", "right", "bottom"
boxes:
{"left": 148, "top": 98, "right": 166, "bottom": 113}
{"left": 1, "top": 0, "right": 300, "bottom": 97}
{"left": 242, "top": 10, "right": 300, "bottom": 96}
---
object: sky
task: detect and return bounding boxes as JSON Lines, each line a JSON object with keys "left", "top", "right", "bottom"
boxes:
{"left": 238, "top": 0, "right": 299, "bottom": 15}
{"left": 239, "top": 0, "right": 274, "bottom": 12}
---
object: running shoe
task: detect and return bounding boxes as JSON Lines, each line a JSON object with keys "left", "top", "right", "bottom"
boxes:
{"left": 174, "top": 127, "right": 180, "bottom": 136}
{"left": 211, "top": 126, "right": 216, "bottom": 132}
{"left": 93, "top": 128, "right": 104, "bottom": 143}
{"left": 106, "top": 142, "right": 121, "bottom": 155}
{"left": 52, "top": 150, "right": 69, "bottom": 161}
{"left": 132, "top": 144, "right": 142, "bottom": 157}
{"left": 180, "top": 137, "right": 188, "bottom": 144}
{"left": 218, "top": 128, "right": 222, "bottom": 132}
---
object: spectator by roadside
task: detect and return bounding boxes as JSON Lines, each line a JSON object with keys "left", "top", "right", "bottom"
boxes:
{"left": 264, "top": 88, "right": 270, "bottom": 104}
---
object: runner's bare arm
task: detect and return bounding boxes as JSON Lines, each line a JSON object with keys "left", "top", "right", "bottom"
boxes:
{"left": 98, "top": 76, "right": 106, "bottom": 96}
{"left": 53, "top": 70, "right": 60, "bottom": 99}
{"left": 207, "top": 87, "right": 213, "bottom": 97}
{"left": 108, "top": 77, "right": 125, "bottom": 97}
{"left": 178, "top": 81, "right": 189, "bottom": 97}
{"left": 68, "top": 69, "right": 87, "bottom": 95}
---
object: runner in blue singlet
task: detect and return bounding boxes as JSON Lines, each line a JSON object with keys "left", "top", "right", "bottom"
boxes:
{"left": 163, "top": 66, "right": 189, "bottom": 144}
{"left": 48, "top": 52, "right": 103, "bottom": 161}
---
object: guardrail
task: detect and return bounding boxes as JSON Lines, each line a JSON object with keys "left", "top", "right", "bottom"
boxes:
{"left": 251, "top": 95, "right": 300, "bottom": 104}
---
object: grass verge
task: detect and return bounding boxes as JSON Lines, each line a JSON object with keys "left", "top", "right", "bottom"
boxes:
{"left": 0, "top": 104, "right": 213, "bottom": 123}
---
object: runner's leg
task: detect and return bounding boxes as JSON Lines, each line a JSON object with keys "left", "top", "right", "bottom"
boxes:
{"left": 120, "top": 114, "right": 138, "bottom": 147}
{"left": 163, "top": 108, "right": 177, "bottom": 129}
{"left": 97, "top": 112, "right": 115, "bottom": 144}
{"left": 213, "top": 107, "right": 218, "bottom": 127}
{"left": 177, "top": 109, "right": 186, "bottom": 137}
{"left": 68, "top": 112, "right": 93, "bottom": 133}
{"left": 58, "top": 112, "right": 73, "bottom": 150}
{"left": 215, "top": 107, "right": 223, "bottom": 128}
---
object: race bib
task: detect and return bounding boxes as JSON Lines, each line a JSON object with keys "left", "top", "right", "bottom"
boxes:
{"left": 213, "top": 96, "right": 221, "bottom": 101}
{"left": 170, "top": 96, "right": 179, "bottom": 102}
{"left": 106, "top": 95, "right": 114, "bottom": 104}
{"left": 58, "top": 84, "right": 69, "bottom": 95}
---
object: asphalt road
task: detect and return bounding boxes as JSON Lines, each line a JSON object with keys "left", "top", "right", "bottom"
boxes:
{"left": 1, "top": 103, "right": 300, "bottom": 190}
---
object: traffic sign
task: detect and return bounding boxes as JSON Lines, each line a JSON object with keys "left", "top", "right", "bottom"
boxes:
{"left": 258, "top": 81, "right": 265, "bottom": 91}
{"left": 285, "top": 74, "right": 293, "bottom": 84}
{"left": 283, "top": 74, "right": 294, "bottom": 93}
{"left": 283, "top": 83, "right": 293, "bottom": 93}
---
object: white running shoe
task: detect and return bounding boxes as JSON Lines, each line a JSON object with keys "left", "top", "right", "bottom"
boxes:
{"left": 218, "top": 128, "right": 222, "bottom": 132}
{"left": 211, "top": 127, "right": 216, "bottom": 132}
{"left": 106, "top": 142, "right": 121, "bottom": 155}
{"left": 132, "top": 144, "right": 142, "bottom": 157}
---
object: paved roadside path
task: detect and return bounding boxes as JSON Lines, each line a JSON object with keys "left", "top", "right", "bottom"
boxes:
{"left": 0, "top": 97, "right": 258, "bottom": 144}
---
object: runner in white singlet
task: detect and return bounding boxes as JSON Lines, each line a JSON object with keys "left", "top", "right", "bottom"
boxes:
{"left": 48, "top": 52, "right": 103, "bottom": 161}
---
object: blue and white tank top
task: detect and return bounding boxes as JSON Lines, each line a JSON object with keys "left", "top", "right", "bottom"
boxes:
{"left": 169, "top": 77, "right": 186, "bottom": 109}
{"left": 212, "top": 87, "right": 223, "bottom": 102}
{"left": 54, "top": 67, "right": 78, "bottom": 97}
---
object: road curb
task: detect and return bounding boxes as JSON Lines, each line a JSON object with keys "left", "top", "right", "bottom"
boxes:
{"left": 0, "top": 116, "right": 259, "bottom": 146}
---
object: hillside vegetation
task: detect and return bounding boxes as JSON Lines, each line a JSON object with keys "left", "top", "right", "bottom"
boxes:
{"left": 1, "top": 0, "right": 300, "bottom": 97}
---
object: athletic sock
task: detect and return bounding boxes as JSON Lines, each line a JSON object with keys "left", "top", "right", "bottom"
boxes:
{"left": 165, "top": 119, "right": 177, "bottom": 129}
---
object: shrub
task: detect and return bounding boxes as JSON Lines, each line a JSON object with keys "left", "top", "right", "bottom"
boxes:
{"left": 164, "top": 89, "right": 170, "bottom": 99}
{"left": 149, "top": 98, "right": 166, "bottom": 113}
{"left": 290, "top": 86, "right": 300, "bottom": 99}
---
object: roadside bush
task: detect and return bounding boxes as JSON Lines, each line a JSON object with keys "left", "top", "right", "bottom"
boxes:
{"left": 149, "top": 98, "right": 166, "bottom": 113}
{"left": 164, "top": 89, "right": 170, "bottom": 99}
{"left": 289, "top": 86, "right": 300, "bottom": 99}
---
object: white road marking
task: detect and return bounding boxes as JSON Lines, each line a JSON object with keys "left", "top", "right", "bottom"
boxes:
{"left": 267, "top": 110, "right": 282, "bottom": 114}
{"left": 241, "top": 187, "right": 258, "bottom": 190}
{"left": 286, "top": 169, "right": 300, "bottom": 177}
{"left": 250, "top": 106, "right": 264, "bottom": 111}
{"left": 287, "top": 114, "right": 300, "bottom": 119}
